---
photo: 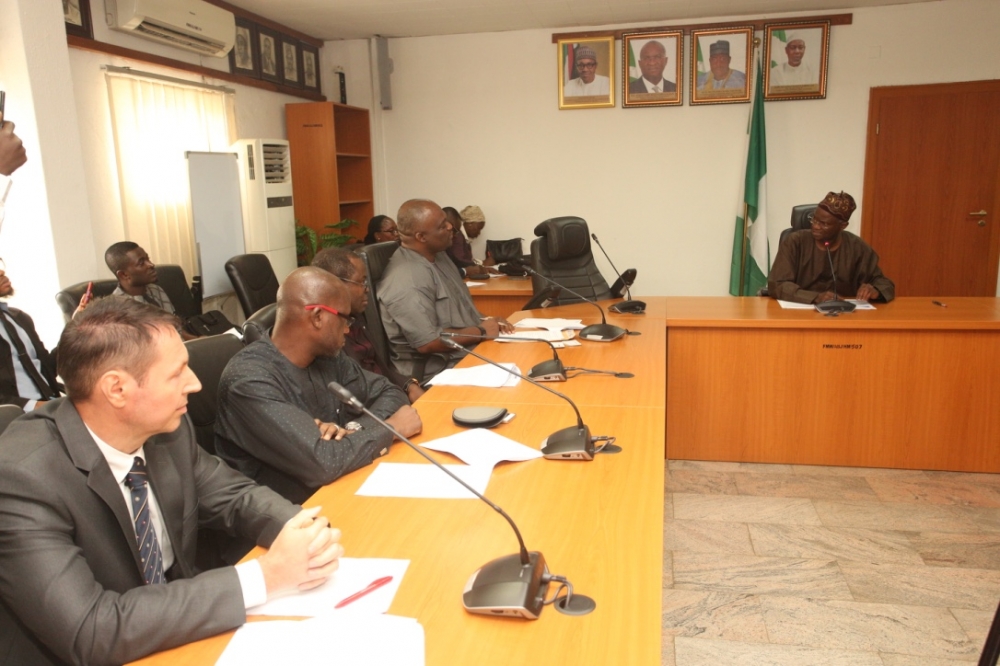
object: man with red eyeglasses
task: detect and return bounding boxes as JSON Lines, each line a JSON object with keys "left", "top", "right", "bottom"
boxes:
{"left": 215, "top": 267, "right": 421, "bottom": 504}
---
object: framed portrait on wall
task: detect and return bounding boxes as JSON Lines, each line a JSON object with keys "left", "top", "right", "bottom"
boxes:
{"left": 229, "top": 18, "right": 259, "bottom": 79}
{"left": 689, "top": 27, "right": 753, "bottom": 105}
{"left": 258, "top": 27, "right": 283, "bottom": 84}
{"left": 281, "top": 38, "right": 301, "bottom": 88}
{"left": 764, "top": 21, "right": 830, "bottom": 101}
{"left": 557, "top": 36, "right": 615, "bottom": 110}
{"left": 300, "top": 43, "right": 320, "bottom": 93}
{"left": 63, "top": 0, "right": 93, "bottom": 39}
{"left": 622, "top": 31, "right": 683, "bottom": 108}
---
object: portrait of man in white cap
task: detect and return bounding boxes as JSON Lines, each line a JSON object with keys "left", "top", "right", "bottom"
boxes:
{"left": 564, "top": 45, "right": 611, "bottom": 97}
{"left": 769, "top": 30, "right": 820, "bottom": 91}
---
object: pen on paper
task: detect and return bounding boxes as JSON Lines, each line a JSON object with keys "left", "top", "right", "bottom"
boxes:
{"left": 334, "top": 576, "right": 393, "bottom": 609}
{"left": 932, "top": 300, "right": 947, "bottom": 308}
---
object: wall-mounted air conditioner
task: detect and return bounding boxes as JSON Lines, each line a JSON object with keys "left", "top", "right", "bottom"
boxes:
{"left": 233, "top": 139, "right": 297, "bottom": 282}
{"left": 104, "top": 0, "right": 235, "bottom": 58}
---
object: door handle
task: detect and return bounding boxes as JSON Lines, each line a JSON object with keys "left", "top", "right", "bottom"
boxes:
{"left": 970, "top": 210, "right": 988, "bottom": 216}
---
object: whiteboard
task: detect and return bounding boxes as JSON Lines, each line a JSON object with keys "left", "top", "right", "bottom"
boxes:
{"left": 187, "top": 152, "right": 246, "bottom": 298}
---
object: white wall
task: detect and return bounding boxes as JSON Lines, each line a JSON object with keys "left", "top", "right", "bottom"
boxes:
{"left": 332, "top": 0, "right": 1000, "bottom": 297}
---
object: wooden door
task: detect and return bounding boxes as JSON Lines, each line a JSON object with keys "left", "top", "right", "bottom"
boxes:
{"left": 861, "top": 81, "right": 1000, "bottom": 296}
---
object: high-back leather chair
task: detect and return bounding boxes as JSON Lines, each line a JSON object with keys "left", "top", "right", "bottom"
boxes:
{"left": 184, "top": 333, "right": 244, "bottom": 455}
{"left": 357, "top": 242, "right": 399, "bottom": 375}
{"left": 54, "top": 279, "right": 119, "bottom": 323}
{"left": 155, "top": 264, "right": 200, "bottom": 320}
{"left": 225, "top": 254, "right": 279, "bottom": 319}
{"left": 242, "top": 303, "right": 277, "bottom": 345}
{"left": 529, "top": 217, "right": 611, "bottom": 304}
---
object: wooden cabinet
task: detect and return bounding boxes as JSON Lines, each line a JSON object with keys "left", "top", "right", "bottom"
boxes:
{"left": 285, "top": 102, "right": 373, "bottom": 240}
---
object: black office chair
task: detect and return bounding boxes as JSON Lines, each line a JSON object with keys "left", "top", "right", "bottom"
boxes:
{"left": 242, "top": 303, "right": 277, "bottom": 345}
{"left": 155, "top": 264, "right": 201, "bottom": 320}
{"left": 356, "top": 242, "right": 399, "bottom": 375}
{"left": 0, "top": 404, "right": 24, "bottom": 435}
{"left": 184, "top": 333, "right": 244, "bottom": 456}
{"left": 529, "top": 217, "right": 611, "bottom": 305}
{"left": 225, "top": 254, "right": 279, "bottom": 319}
{"left": 54, "top": 279, "right": 119, "bottom": 323}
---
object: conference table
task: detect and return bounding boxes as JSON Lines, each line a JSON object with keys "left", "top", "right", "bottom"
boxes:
{"left": 133, "top": 294, "right": 1000, "bottom": 664}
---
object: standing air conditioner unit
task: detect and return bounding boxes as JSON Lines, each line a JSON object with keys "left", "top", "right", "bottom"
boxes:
{"left": 104, "top": 0, "right": 235, "bottom": 58}
{"left": 233, "top": 139, "right": 298, "bottom": 282}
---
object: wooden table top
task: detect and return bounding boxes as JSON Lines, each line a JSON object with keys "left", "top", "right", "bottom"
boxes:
{"left": 131, "top": 404, "right": 664, "bottom": 666}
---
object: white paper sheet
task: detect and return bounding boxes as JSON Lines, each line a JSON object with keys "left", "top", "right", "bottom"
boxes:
{"left": 248, "top": 557, "right": 409, "bottom": 617}
{"left": 355, "top": 462, "right": 492, "bottom": 499}
{"left": 217, "top": 614, "right": 424, "bottom": 666}
{"left": 426, "top": 363, "right": 521, "bottom": 387}
{"left": 419, "top": 428, "right": 542, "bottom": 468}
{"left": 515, "top": 318, "right": 584, "bottom": 331}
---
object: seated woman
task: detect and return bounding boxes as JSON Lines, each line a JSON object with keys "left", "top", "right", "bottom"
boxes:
{"left": 363, "top": 215, "right": 400, "bottom": 245}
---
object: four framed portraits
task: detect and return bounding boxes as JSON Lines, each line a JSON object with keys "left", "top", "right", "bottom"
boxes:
{"left": 622, "top": 31, "right": 683, "bottom": 108}
{"left": 557, "top": 36, "right": 615, "bottom": 110}
{"left": 764, "top": 21, "right": 830, "bottom": 101}
{"left": 689, "top": 27, "right": 753, "bottom": 105}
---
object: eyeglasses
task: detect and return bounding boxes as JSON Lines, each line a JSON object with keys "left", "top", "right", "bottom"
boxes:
{"left": 340, "top": 277, "right": 369, "bottom": 292}
{"left": 807, "top": 214, "right": 841, "bottom": 230}
{"left": 304, "top": 304, "right": 355, "bottom": 326}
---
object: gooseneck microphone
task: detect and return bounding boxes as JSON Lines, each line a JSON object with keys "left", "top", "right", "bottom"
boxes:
{"left": 511, "top": 260, "right": 627, "bottom": 342}
{"left": 440, "top": 338, "right": 601, "bottom": 460}
{"left": 815, "top": 241, "right": 856, "bottom": 314}
{"left": 441, "top": 331, "right": 566, "bottom": 381}
{"left": 590, "top": 233, "right": 646, "bottom": 314}
{"left": 327, "top": 381, "right": 561, "bottom": 619}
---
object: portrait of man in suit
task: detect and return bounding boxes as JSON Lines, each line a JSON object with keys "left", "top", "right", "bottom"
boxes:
{"left": 0, "top": 297, "right": 343, "bottom": 665}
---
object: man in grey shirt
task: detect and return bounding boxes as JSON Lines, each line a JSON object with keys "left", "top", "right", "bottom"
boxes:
{"left": 377, "top": 199, "right": 513, "bottom": 381}
{"left": 215, "top": 267, "right": 421, "bottom": 504}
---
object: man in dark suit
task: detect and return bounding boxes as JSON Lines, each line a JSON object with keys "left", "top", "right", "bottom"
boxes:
{"left": 0, "top": 265, "right": 61, "bottom": 408}
{"left": 0, "top": 297, "right": 344, "bottom": 665}
{"left": 628, "top": 40, "right": 677, "bottom": 95}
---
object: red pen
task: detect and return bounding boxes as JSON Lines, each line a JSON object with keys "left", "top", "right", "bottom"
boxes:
{"left": 334, "top": 575, "right": 393, "bottom": 609}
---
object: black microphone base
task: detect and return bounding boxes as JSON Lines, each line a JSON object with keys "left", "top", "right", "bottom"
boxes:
{"left": 463, "top": 551, "right": 549, "bottom": 620}
{"left": 815, "top": 300, "right": 856, "bottom": 314}
{"left": 528, "top": 358, "right": 567, "bottom": 382}
{"left": 610, "top": 299, "right": 646, "bottom": 314}
{"left": 542, "top": 424, "right": 594, "bottom": 460}
{"left": 579, "top": 323, "right": 627, "bottom": 342}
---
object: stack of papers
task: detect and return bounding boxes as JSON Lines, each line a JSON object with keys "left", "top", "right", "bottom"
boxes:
{"left": 355, "top": 429, "right": 542, "bottom": 499}
{"left": 515, "top": 318, "right": 584, "bottom": 331}
{"left": 217, "top": 614, "right": 424, "bottom": 665}
{"left": 426, "top": 363, "right": 521, "bottom": 388}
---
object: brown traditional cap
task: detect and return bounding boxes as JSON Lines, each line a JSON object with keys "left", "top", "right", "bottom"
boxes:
{"left": 575, "top": 46, "right": 598, "bottom": 62}
{"left": 709, "top": 40, "right": 730, "bottom": 56}
{"left": 460, "top": 205, "right": 485, "bottom": 223}
{"left": 817, "top": 191, "right": 857, "bottom": 222}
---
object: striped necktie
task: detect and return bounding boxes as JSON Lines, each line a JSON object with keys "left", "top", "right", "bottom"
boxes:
{"left": 124, "top": 457, "right": 165, "bottom": 585}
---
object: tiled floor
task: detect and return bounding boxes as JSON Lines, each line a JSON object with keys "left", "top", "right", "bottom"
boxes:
{"left": 661, "top": 460, "right": 1000, "bottom": 666}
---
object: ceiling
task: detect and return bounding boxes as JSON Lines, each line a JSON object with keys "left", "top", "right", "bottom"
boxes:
{"left": 226, "top": 0, "right": 938, "bottom": 41}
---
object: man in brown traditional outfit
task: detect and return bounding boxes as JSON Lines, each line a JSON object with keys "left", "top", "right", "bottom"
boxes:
{"left": 767, "top": 191, "right": 895, "bottom": 304}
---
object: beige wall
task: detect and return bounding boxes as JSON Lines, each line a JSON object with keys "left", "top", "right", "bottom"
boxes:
{"left": 329, "top": 0, "right": 1000, "bottom": 297}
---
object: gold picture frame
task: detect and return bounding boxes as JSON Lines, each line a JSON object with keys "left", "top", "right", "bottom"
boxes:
{"left": 689, "top": 27, "right": 753, "bottom": 106}
{"left": 557, "top": 36, "right": 615, "bottom": 110}
{"left": 622, "top": 31, "right": 683, "bottom": 108}
{"left": 764, "top": 21, "right": 830, "bottom": 101}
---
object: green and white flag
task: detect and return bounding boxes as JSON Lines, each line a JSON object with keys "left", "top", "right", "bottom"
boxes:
{"left": 729, "top": 52, "right": 769, "bottom": 296}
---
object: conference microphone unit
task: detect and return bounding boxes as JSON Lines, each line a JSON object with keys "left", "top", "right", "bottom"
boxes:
{"left": 815, "top": 241, "right": 856, "bottom": 314}
{"left": 441, "top": 331, "right": 566, "bottom": 381}
{"left": 326, "top": 382, "right": 596, "bottom": 619}
{"left": 440, "top": 337, "right": 612, "bottom": 459}
{"left": 512, "top": 260, "right": 627, "bottom": 342}
{"left": 590, "top": 233, "right": 646, "bottom": 314}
